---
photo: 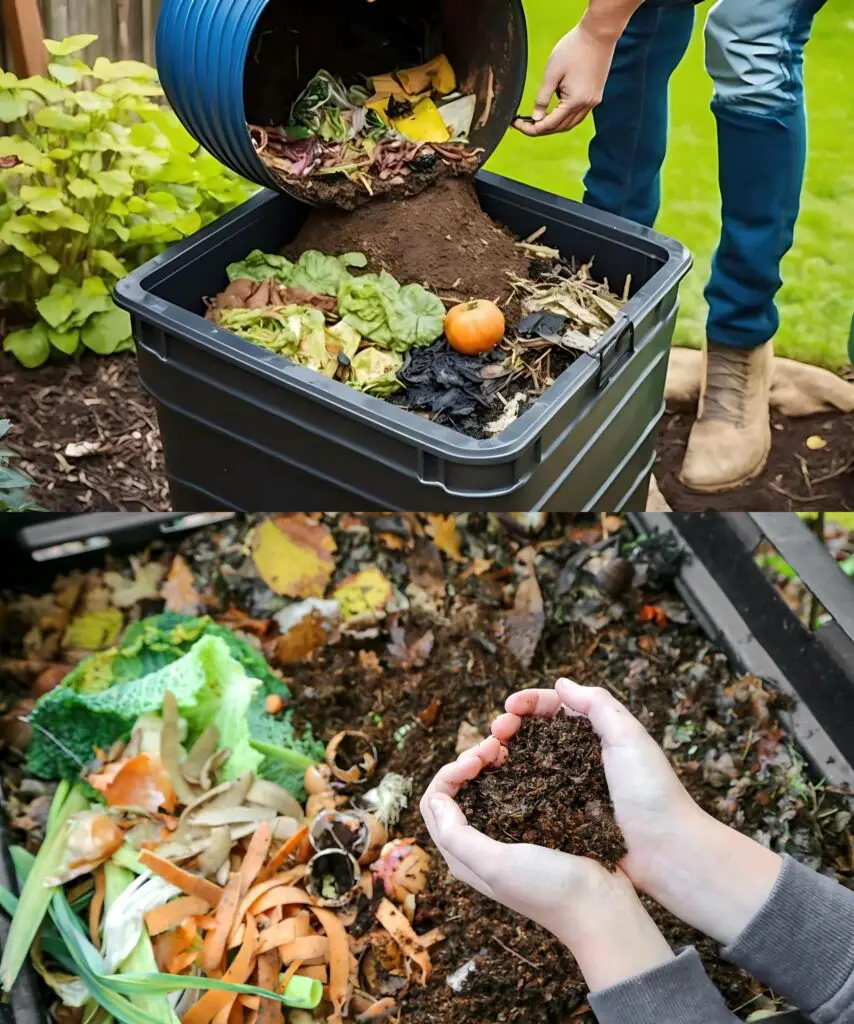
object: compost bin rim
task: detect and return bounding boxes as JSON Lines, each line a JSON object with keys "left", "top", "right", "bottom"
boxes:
{"left": 115, "top": 171, "right": 691, "bottom": 464}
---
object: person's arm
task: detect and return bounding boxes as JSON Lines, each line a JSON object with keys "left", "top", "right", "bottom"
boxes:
{"left": 494, "top": 680, "right": 854, "bottom": 1022}
{"left": 724, "top": 855, "right": 854, "bottom": 1023}
{"left": 514, "top": 0, "right": 645, "bottom": 137}
{"left": 420, "top": 737, "right": 739, "bottom": 1024}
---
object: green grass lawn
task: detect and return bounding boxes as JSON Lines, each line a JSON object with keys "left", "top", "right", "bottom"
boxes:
{"left": 488, "top": 0, "right": 854, "bottom": 369}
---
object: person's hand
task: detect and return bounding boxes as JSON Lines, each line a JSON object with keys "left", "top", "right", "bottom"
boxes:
{"left": 492, "top": 680, "right": 783, "bottom": 945}
{"left": 420, "top": 736, "right": 675, "bottom": 991}
{"left": 513, "top": 23, "right": 616, "bottom": 137}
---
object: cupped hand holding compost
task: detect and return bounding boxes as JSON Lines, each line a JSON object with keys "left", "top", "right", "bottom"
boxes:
{"left": 493, "top": 679, "right": 784, "bottom": 946}
{"left": 420, "top": 736, "right": 675, "bottom": 992}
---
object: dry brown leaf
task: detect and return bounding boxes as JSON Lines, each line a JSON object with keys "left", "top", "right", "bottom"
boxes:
{"left": 386, "top": 627, "right": 435, "bottom": 670}
{"left": 252, "top": 515, "right": 336, "bottom": 598}
{"left": 504, "top": 549, "right": 545, "bottom": 669}
{"left": 273, "top": 600, "right": 341, "bottom": 664}
{"left": 425, "top": 515, "right": 464, "bottom": 562}
{"left": 161, "top": 554, "right": 202, "bottom": 615}
{"left": 104, "top": 558, "right": 166, "bottom": 608}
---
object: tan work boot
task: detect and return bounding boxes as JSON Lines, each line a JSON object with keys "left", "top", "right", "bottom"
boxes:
{"left": 679, "top": 341, "right": 773, "bottom": 493}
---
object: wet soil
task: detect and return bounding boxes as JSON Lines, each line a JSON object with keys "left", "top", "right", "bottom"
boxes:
{"left": 289, "top": 177, "right": 530, "bottom": 317}
{"left": 458, "top": 715, "right": 627, "bottom": 868}
{"left": 656, "top": 408, "right": 854, "bottom": 512}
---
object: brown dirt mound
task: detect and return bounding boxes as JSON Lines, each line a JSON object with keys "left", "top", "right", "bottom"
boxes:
{"left": 457, "top": 715, "right": 627, "bottom": 869}
{"left": 289, "top": 177, "right": 530, "bottom": 315}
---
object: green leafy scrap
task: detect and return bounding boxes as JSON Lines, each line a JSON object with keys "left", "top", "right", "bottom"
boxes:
{"left": 0, "top": 35, "right": 257, "bottom": 368}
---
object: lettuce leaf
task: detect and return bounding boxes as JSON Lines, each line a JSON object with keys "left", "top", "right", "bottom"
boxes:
{"left": 387, "top": 283, "right": 446, "bottom": 348}
{"left": 226, "top": 249, "right": 293, "bottom": 284}
{"left": 349, "top": 347, "right": 403, "bottom": 395}
{"left": 288, "top": 249, "right": 366, "bottom": 297}
{"left": 339, "top": 272, "right": 444, "bottom": 351}
{"left": 338, "top": 271, "right": 399, "bottom": 345}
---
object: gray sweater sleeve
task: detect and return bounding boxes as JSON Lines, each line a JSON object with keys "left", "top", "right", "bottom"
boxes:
{"left": 588, "top": 948, "right": 739, "bottom": 1024}
{"left": 723, "top": 854, "right": 854, "bottom": 1024}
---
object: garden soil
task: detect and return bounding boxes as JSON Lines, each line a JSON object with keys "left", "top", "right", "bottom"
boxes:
{"left": 2, "top": 514, "right": 853, "bottom": 1023}
{"left": 289, "top": 178, "right": 531, "bottom": 316}
{"left": 0, "top": 351, "right": 169, "bottom": 512}
{"left": 458, "top": 715, "right": 627, "bottom": 868}
{"left": 656, "top": 408, "right": 854, "bottom": 512}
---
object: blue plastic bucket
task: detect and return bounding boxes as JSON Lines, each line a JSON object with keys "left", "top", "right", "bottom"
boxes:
{"left": 156, "top": 0, "right": 527, "bottom": 199}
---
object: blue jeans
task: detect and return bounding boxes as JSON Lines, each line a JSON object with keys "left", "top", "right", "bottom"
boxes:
{"left": 583, "top": 0, "right": 827, "bottom": 350}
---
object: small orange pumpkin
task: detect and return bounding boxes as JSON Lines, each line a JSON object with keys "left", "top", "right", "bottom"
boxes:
{"left": 444, "top": 300, "right": 505, "bottom": 356}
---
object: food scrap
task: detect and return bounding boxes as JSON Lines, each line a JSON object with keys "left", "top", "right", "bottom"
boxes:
{"left": 0, "top": 616, "right": 435, "bottom": 1024}
{"left": 250, "top": 59, "right": 482, "bottom": 204}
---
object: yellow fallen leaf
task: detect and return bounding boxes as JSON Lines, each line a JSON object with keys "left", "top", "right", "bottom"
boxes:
{"left": 333, "top": 568, "right": 392, "bottom": 620}
{"left": 62, "top": 609, "right": 123, "bottom": 651}
{"left": 252, "top": 515, "right": 336, "bottom": 598}
{"left": 104, "top": 558, "right": 166, "bottom": 608}
{"left": 425, "top": 515, "right": 464, "bottom": 562}
{"left": 806, "top": 435, "right": 827, "bottom": 450}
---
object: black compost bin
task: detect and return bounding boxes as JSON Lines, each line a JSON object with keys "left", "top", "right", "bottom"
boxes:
{"left": 114, "top": 174, "right": 691, "bottom": 511}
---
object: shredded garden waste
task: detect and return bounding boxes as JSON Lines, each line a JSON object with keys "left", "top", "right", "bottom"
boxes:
{"left": 0, "top": 610, "right": 438, "bottom": 1024}
{"left": 1, "top": 513, "right": 853, "bottom": 1024}
{"left": 250, "top": 59, "right": 481, "bottom": 199}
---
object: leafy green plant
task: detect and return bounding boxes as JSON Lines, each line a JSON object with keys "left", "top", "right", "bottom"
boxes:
{"left": 0, "top": 418, "right": 45, "bottom": 510}
{"left": 0, "top": 34, "right": 256, "bottom": 368}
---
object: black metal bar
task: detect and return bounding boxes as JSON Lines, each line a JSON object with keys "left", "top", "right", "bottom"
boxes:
{"left": 749, "top": 512, "right": 854, "bottom": 642}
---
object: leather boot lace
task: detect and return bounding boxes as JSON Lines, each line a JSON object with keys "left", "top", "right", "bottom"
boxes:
{"left": 701, "top": 348, "right": 751, "bottom": 425}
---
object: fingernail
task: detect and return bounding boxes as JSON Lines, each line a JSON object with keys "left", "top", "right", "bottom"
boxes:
{"left": 429, "top": 797, "right": 445, "bottom": 823}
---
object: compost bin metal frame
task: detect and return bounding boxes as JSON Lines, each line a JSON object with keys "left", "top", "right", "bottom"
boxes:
{"left": 0, "top": 513, "right": 846, "bottom": 1024}
{"left": 629, "top": 512, "right": 854, "bottom": 792}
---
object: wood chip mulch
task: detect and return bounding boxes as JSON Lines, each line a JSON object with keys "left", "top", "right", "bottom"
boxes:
{"left": 1, "top": 352, "right": 169, "bottom": 512}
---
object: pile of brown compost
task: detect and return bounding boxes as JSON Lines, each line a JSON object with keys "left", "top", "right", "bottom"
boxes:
{"left": 290, "top": 178, "right": 530, "bottom": 315}
{"left": 3, "top": 513, "right": 851, "bottom": 1024}
{"left": 457, "top": 715, "right": 627, "bottom": 869}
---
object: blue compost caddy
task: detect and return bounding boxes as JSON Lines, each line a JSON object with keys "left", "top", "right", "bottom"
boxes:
{"left": 155, "top": 0, "right": 529, "bottom": 197}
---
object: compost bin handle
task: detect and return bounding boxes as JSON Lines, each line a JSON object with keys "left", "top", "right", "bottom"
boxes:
{"left": 595, "top": 315, "right": 635, "bottom": 390}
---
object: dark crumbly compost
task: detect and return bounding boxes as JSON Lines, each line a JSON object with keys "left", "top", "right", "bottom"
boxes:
{"left": 457, "top": 715, "right": 627, "bottom": 868}
{"left": 289, "top": 177, "right": 530, "bottom": 316}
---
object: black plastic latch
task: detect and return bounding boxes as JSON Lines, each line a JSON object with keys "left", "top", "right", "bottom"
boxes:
{"left": 595, "top": 316, "right": 635, "bottom": 390}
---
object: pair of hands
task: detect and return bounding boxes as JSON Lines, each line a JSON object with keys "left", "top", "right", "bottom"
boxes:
{"left": 420, "top": 679, "right": 783, "bottom": 989}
